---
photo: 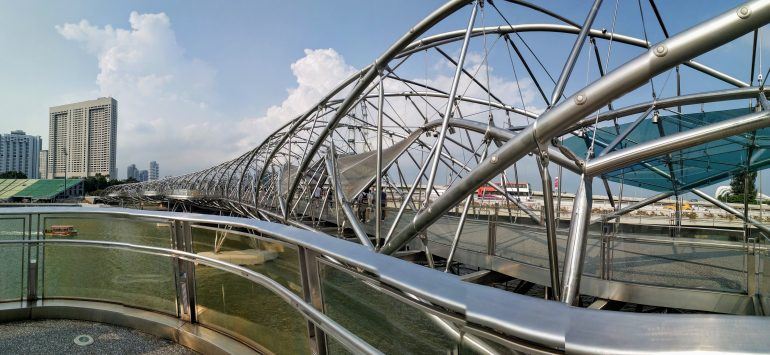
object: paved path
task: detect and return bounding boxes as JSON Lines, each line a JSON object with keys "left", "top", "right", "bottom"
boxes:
{"left": 0, "top": 319, "right": 194, "bottom": 354}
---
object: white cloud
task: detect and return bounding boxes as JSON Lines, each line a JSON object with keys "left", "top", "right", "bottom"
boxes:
{"left": 59, "top": 10, "right": 360, "bottom": 177}
{"left": 58, "top": 11, "right": 538, "bottom": 181}
{"left": 57, "top": 12, "right": 228, "bottom": 177}
{"left": 236, "top": 48, "right": 357, "bottom": 151}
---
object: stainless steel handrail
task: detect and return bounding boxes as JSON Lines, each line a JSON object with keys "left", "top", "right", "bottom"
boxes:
{"left": 0, "top": 238, "right": 381, "bottom": 355}
{"left": 1, "top": 206, "right": 770, "bottom": 353}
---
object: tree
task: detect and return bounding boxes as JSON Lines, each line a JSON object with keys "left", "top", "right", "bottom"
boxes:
{"left": 720, "top": 171, "right": 757, "bottom": 204}
{"left": 82, "top": 174, "right": 140, "bottom": 194}
{"left": 0, "top": 171, "right": 27, "bottom": 179}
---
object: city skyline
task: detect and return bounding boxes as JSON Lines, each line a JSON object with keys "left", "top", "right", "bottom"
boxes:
{"left": 127, "top": 161, "right": 158, "bottom": 181}
{"left": 0, "top": 0, "right": 762, "bottom": 195}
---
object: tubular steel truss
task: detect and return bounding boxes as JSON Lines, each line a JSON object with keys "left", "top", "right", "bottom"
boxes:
{"left": 105, "top": 0, "right": 770, "bottom": 313}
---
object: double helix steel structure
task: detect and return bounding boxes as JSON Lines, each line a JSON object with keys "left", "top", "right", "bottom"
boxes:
{"left": 104, "top": 0, "right": 770, "bottom": 330}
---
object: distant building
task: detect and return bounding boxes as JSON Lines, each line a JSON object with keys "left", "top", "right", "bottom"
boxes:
{"left": 0, "top": 130, "right": 42, "bottom": 178}
{"left": 149, "top": 161, "right": 159, "bottom": 181}
{"left": 48, "top": 97, "right": 118, "bottom": 179}
{"left": 38, "top": 150, "right": 48, "bottom": 179}
{"left": 138, "top": 170, "right": 148, "bottom": 182}
{"left": 126, "top": 164, "right": 138, "bottom": 180}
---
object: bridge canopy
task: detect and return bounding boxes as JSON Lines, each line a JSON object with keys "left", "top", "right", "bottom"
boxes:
{"left": 564, "top": 108, "right": 770, "bottom": 192}
{"left": 336, "top": 130, "right": 422, "bottom": 200}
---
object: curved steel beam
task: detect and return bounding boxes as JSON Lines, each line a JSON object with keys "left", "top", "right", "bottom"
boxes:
{"left": 283, "top": 0, "right": 475, "bottom": 220}
{"left": 380, "top": 0, "right": 770, "bottom": 255}
{"left": 570, "top": 86, "right": 768, "bottom": 131}
{"left": 399, "top": 24, "right": 748, "bottom": 88}
{"left": 585, "top": 109, "right": 770, "bottom": 176}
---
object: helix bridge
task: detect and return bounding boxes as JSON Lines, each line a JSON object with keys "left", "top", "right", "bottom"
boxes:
{"left": 83, "top": 0, "right": 770, "bottom": 352}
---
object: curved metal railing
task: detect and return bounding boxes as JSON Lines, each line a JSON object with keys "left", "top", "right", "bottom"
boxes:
{"left": 0, "top": 238, "right": 380, "bottom": 354}
{"left": 0, "top": 206, "right": 766, "bottom": 353}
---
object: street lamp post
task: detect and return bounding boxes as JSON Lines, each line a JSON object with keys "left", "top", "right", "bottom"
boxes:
{"left": 63, "top": 148, "right": 67, "bottom": 201}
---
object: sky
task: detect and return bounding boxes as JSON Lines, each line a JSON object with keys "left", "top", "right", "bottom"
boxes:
{"left": 0, "top": 0, "right": 765, "bottom": 196}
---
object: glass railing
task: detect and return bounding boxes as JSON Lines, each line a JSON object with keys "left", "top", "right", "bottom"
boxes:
{"left": 405, "top": 206, "right": 755, "bottom": 296}
{"left": 0, "top": 206, "right": 767, "bottom": 354}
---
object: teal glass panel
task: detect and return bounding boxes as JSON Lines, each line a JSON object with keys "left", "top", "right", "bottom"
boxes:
{"left": 192, "top": 226, "right": 309, "bottom": 354}
{"left": 42, "top": 217, "right": 176, "bottom": 314}
{"left": 320, "top": 263, "right": 458, "bottom": 354}
{"left": 0, "top": 218, "right": 25, "bottom": 301}
{"left": 564, "top": 108, "right": 763, "bottom": 192}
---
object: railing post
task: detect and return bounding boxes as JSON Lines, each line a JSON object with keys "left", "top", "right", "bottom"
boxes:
{"left": 747, "top": 237, "right": 764, "bottom": 315}
{"left": 561, "top": 175, "right": 593, "bottom": 305}
{"left": 27, "top": 259, "right": 37, "bottom": 302}
{"left": 171, "top": 220, "right": 198, "bottom": 323}
{"left": 487, "top": 204, "right": 497, "bottom": 256}
{"left": 600, "top": 222, "right": 614, "bottom": 280}
{"left": 26, "top": 213, "right": 39, "bottom": 303}
{"left": 298, "top": 246, "right": 328, "bottom": 354}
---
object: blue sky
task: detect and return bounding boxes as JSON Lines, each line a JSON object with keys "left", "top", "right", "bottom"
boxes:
{"left": 0, "top": 0, "right": 763, "bottom": 196}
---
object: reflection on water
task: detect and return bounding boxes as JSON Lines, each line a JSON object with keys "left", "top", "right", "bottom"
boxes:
{"left": 0, "top": 218, "right": 24, "bottom": 301}
{"left": 320, "top": 264, "right": 457, "bottom": 354}
{"left": 0, "top": 214, "right": 483, "bottom": 354}
{"left": 192, "top": 227, "right": 310, "bottom": 355}
{"left": 42, "top": 218, "right": 177, "bottom": 314}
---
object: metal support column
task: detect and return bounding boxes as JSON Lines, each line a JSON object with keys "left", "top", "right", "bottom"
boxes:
{"left": 561, "top": 175, "right": 593, "bottom": 305}
{"left": 423, "top": 2, "right": 478, "bottom": 205}
{"left": 444, "top": 146, "right": 489, "bottom": 272}
{"left": 26, "top": 214, "right": 38, "bottom": 303}
{"left": 298, "top": 247, "right": 328, "bottom": 354}
{"left": 382, "top": 141, "right": 439, "bottom": 247}
{"left": 538, "top": 153, "right": 561, "bottom": 300}
{"left": 692, "top": 189, "right": 770, "bottom": 236}
{"left": 375, "top": 73, "right": 384, "bottom": 248}
{"left": 487, "top": 204, "right": 499, "bottom": 256}
{"left": 171, "top": 220, "right": 197, "bottom": 322}
{"left": 324, "top": 149, "right": 375, "bottom": 250}
{"left": 550, "top": 0, "right": 603, "bottom": 106}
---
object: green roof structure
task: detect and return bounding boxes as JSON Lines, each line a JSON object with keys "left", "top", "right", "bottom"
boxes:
{"left": 0, "top": 179, "right": 81, "bottom": 200}
{"left": 0, "top": 179, "right": 39, "bottom": 199}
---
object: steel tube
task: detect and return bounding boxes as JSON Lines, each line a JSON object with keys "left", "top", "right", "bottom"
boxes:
{"left": 550, "top": 0, "right": 603, "bottom": 106}
{"left": 421, "top": 118, "right": 583, "bottom": 173}
{"left": 538, "top": 156, "right": 561, "bottom": 300}
{"left": 423, "top": 2, "right": 478, "bottom": 208}
{"left": 444, "top": 147, "right": 489, "bottom": 273}
{"left": 382, "top": 0, "right": 770, "bottom": 255}
{"left": 591, "top": 191, "right": 674, "bottom": 224}
{"left": 571, "top": 87, "right": 767, "bottom": 131}
{"left": 443, "top": 194, "right": 475, "bottom": 273}
{"left": 1, "top": 238, "right": 382, "bottom": 355}
{"left": 376, "top": 74, "right": 385, "bottom": 248}
{"left": 382, "top": 141, "right": 438, "bottom": 247}
{"left": 399, "top": 24, "right": 746, "bottom": 88}
{"left": 599, "top": 105, "right": 655, "bottom": 156}
{"left": 586, "top": 110, "right": 770, "bottom": 176}
{"left": 560, "top": 175, "right": 593, "bottom": 305}
{"left": 691, "top": 189, "right": 770, "bottom": 236}
{"left": 325, "top": 152, "right": 375, "bottom": 250}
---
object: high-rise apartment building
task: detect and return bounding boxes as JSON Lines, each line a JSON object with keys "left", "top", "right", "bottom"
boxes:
{"left": 48, "top": 97, "right": 117, "bottom": 179}
{"left": 149, "top": 161, "right": 159, "bottom": 181}
{"left": 126, "top": 164, "right": 138, "bottom": 180}
{"left": 139, "top": 170, "right": 148, "bottom": 182}
{"left": 0, "top": 130, "right": 42, "bottom": 178}
{"left": 38, "top": 150, "right": 48, "bottom": 179}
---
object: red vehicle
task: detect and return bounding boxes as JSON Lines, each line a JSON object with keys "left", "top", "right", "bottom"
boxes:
{"left": 476, "top": 183, "right": 532, "bottom": 200}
